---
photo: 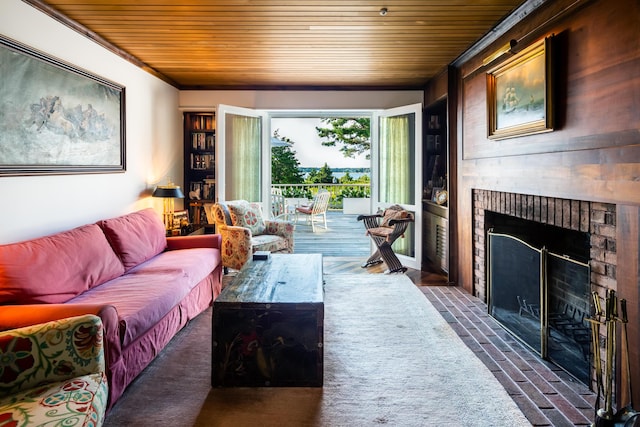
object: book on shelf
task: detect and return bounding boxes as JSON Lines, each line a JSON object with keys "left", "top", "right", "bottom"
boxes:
{"left": 191, "top": 114, "right": 215, "bottom": 131}
{"left": 191, "top": 132, "right": 215, "bottom": 150}
{"left": 190, "top": 153, "right": 215, "bottom": 170}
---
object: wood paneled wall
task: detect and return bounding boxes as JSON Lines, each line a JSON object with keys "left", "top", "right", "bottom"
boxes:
{"left": 438, "top": 0, "right": 640, "bottom": 406}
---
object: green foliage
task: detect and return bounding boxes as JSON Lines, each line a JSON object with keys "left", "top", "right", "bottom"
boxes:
{"left": 271, "top": 131, "right": 304, "bottom": 184}
{"left": 338, "top": 171, "right": 353, "bottom": 183}
{"left": 338, "top": 186, "right": 371, "bottom": 200}
{"left": 281, "top": 187, "right": 312, "bottom": 199}
{"left": 316, "top": 117, "right": 371, "bottom": 159}
{"left": 306, "top": 163, "right": 335, "bottom": 184}
{"left": 356, "top": 174, "right": 370, "bottom": 183}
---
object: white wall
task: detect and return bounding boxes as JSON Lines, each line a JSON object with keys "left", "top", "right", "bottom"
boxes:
{"left": 0, "top": 1, "right": 181, "bottom": 244}
{"left": 179, "top": 90, "right": 423, "bottom": 111}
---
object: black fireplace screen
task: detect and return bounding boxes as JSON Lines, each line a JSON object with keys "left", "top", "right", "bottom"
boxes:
{"left": 488, "top": 231, "right": 590, "bottom": 384}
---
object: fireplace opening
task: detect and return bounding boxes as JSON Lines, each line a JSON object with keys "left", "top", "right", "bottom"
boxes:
{"left": 486, "top": 212, "right": 591, "bottom": 384}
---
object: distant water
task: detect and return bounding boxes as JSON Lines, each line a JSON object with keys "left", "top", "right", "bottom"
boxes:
{"left": 302, "top": 172, "right": 369, "bottom": 181}
{"left": 300, "top": 168, "right": 370, "bottom": 181}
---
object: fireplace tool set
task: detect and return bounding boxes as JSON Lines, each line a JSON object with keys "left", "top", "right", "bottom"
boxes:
{"left": 589, "top": 290, "right": 639, "bottom": 427}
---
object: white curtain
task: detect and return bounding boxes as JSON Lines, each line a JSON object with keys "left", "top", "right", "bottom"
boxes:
{"left": 225, "top": 114, "right": 261, "bottom": 201}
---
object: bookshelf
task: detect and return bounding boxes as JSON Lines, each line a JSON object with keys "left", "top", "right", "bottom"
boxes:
{"left": 423, "top": 98, "right": 448, "bottom": 273}
{"left": 183, "top": 112, "right": 216, "bottom": 228}
{"left": 424, "top": 99, "right": 447, "bottom": 201}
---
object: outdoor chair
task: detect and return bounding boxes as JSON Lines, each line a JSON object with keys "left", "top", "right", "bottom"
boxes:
{"left": 294, "top": 189, "right": 331, "bottom": 232}
{"left": 358, "top": 205, "right": 415, "bottom": 273}
{"left": 271, "top": 193, "right": 287, "bottom": 219}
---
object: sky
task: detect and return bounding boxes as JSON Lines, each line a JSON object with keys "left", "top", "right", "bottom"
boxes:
{"left": 271, "top": 117, "right": 370, "bottom": 169}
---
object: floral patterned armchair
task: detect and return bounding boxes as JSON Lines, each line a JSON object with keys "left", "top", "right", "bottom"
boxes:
{"left": 0, "top": 314, "right": 108, "bottom": 427}
{"left": 204, "top": 200, "right": 295, "bottom": 270}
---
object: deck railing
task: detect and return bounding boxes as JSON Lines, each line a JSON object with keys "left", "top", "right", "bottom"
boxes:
{"left": 271, "top": 183, "right": 370, "bottom": 209}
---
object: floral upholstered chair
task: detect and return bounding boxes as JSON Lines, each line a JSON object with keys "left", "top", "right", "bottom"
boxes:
{"left": 0, "top": 314, "right": 108, "bottom": 427}
{"left": 205, "top": 200, "right": 295, "bottom": 270}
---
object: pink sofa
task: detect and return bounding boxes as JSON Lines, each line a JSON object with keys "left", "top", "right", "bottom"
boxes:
{"left": 0, "top": 208, "right": 223, "bottom": 410}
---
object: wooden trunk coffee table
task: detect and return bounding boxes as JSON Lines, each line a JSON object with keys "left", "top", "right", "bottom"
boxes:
{"left": 211, "top": 253, "right": 324, "bottom": 387}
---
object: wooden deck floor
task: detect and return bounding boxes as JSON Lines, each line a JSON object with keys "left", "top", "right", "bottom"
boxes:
{"left": 291, "top": 210, "right": 448, "bottom": 285}
{"left": 291, "top": 210, "right": 370, "bottom": 257}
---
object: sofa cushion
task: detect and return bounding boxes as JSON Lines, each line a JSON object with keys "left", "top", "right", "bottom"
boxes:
{"left": 252, "top": 234, "right": 289, "bottom": 253}
{"left": 227, "top": 201, "right": 266, "bottom": 235}
{"left": 68, "top": 248, "right": 219, "bottom": 347}
{"left": 0, "top": 224, "right": 125, "bottom": 304}
{"left": 98, "top": 208, "right": 167, "bottom": 271}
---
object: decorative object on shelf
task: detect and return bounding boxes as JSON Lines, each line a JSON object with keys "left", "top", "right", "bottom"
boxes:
{"left": 431, "top": 186, "right": 444, "bottom": 203}
{"left": 486, "top": 35, "right": 554, "bottom": 140}
{"left": 152, "top": 179, "right": 185, "bottom": 231}
{"left": 0, "top": 36, "right": 125, "bottom": 176}
{"left": 189, "top": 188, "right": 201, "bottom": 200}
{"left": 435, "top": 189, "right": 448, "bottom": 206}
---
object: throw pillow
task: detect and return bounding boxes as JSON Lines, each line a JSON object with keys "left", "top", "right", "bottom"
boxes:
{"left": 228, "top": 201, "right": 266, "bottom": 235}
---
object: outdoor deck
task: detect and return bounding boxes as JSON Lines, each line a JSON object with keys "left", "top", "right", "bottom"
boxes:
{"left": 291, "top": 210, "right": 371, "bottom": 258}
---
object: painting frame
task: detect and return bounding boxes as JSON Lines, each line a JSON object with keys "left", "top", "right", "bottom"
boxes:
{"left": 172, "top": 210, "right": 190, "bottom": 230}
{"left": 0, "top": 35, "right": 126, "bottom": 176}
{"left": 486, "top": 36, "right": 553, "bottom": 140}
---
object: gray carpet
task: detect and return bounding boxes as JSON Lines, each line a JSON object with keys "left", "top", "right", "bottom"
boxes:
{"left": 104, "top": 274, "right": 530, "bottom": 427}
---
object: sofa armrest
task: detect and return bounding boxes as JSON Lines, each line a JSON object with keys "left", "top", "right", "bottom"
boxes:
{"left": 0, "top": 314, "right": 105, "bottom": 397}
{"left": 166, "top": 233, "right": 222, "bottom": 251}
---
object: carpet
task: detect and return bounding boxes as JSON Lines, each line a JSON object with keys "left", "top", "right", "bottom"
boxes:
{"left": 104, "top": 274, "right": 530, "bottom": 427}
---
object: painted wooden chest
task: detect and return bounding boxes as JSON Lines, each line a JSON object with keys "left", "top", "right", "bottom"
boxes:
{"left": 212, "top": 253, "right": 324, "bottom": 387}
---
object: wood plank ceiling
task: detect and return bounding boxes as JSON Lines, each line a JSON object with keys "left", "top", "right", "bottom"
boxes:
{"left": 29, "top": 0, "right": 525, "bottom": 89}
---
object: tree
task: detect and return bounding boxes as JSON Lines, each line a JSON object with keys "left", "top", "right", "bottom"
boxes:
{"left": 271, "top": 131, "right": 304, "bottom": 184}
{"left": 339, "top": 171, "right": 354, "bottom": 183}
{"left": 316, "top": 117, "right": 371, "bottom": 159}
{"left": 306, "top": 163, "right": 335, "bottom": 184}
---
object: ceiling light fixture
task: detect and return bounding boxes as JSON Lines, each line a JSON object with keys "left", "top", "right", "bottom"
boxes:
{"left": 379, "top": 7, "right": 388, "bottom": 16}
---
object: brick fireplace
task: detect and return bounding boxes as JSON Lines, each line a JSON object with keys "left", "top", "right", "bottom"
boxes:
{"left": 472, "top": 189, "right": 617, "bottom": 384}
{"left": 472, "top": 190, "right": 617, "bottom": 303}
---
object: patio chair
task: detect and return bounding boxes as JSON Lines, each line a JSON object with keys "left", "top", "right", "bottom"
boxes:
{"left": 271, "top": 193, "right": 287, "bottom": 219}
{"left": 294, "top": 189, "right": 331, "bottom": 232}
{"left": 358, "top": 205, "right": 414, "bottom": 273}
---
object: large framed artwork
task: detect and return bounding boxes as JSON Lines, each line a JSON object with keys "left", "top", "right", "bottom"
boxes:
{"left": 486, "top": 36, "right": 553, "bottom": 140}
{"left": 0, "top": 36, "right": 125, "bottom": 176}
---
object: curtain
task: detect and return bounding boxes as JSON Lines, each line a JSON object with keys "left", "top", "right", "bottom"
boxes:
{"left": 378, "top": 113, "right": 415, "bottom": 256}
{"left": 225, "top": 114, "right": 261, "bottom": 201}
{"left": 378, "top": 114, "right": 414, "bottom": 205}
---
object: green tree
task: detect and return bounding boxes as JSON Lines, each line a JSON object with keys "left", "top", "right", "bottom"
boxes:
{"left": 339, "top": 171, "right": 354, "bottom": 183}
{"left": 316, "top": 117, "right": 371, "bottom": 159}
{"left": 306, "top": 163, "right": 335, "bottom": 184}
{"left": 271, "top": 131, "right": 304, "bottom": 184}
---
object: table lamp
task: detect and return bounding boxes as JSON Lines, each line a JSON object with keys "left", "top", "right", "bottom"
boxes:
{"left": 152, "top": 180, "right": 185, "bottom": 231}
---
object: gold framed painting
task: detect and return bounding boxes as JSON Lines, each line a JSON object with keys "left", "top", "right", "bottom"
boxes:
{"left": 486, "top": 36, "right": 553, "bottom": 140}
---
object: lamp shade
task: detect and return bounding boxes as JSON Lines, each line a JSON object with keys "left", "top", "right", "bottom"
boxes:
{"left": 152, "top": 186, "right": 184, "bottom": 198}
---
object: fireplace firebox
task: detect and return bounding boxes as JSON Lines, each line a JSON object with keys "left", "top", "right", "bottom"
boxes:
{"left": 488, "top": 225, "right": 591, "bottom": 383}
